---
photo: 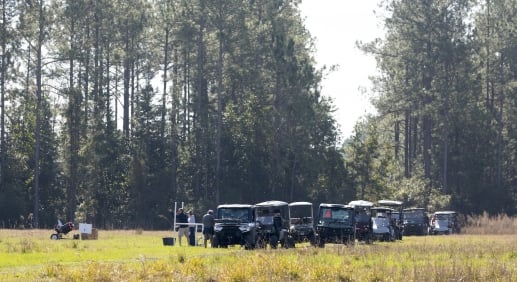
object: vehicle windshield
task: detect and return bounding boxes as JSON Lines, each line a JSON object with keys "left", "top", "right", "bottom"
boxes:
{"left": 217, "top": 208, "right": 251, "bottom": 222}
{"left": 403, "top": 210, "right": 426, "bottom": 222}
{"left": 435, "top": 214, "right": 450, "bottom": 220}
{"left": 289, "top": 205, "right": 313, "bottom": 224}
{"left": 256, "top": 208, "right": 274, "bottom": 225}
{"left": 355, "top": 211, "right": 370, "bottom": 223}
{"left": 319, "top": 207, "right": 352, "bottom": 224}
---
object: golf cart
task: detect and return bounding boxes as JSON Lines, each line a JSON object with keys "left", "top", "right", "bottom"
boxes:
{"left": 315, "top": 203, "right": 355, "bottom": 247}
{"left": 212, "top": 204, "right": 256, "bottom": 249}
{"left": 402, "top": 208, "right": 429, "bottom": 236}
{"left": 429, "top": 211, "right": 458, "bottom": 235}
{"left": 288, "top": 201, "right": 316, "bottom": 245}
{"left": 254, "top": 201, "right": 293, "bottom": 249}
{"left": 377, "top": 200, "right": 404, "bottom": 240}
{"left": 348, "top": 200, "right": 374, "bottom": 244}
{"left": 370, "top": 207, "right": 395, "bottom": 242}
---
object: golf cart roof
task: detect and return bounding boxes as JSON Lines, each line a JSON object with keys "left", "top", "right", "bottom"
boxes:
{"left": 217, "top": 204, "right": 253, "bottom": 209}
{"left": 378, "top": 200, "right": 403, "bottom": 206}
{"left": 434, "top": 211, "right": 456, "bottom": 215}
{"left": 403, "top": 207, "right": 426, "bottom": 211}
{"left": 255, "top": 200, "right": 288, "bottom": 207}
{"left": 348, "top": 200, "right": 374, "bottom": 207}
{"left": 372, "top": 207, "right": 394, "bottom": 212}
{"left": 289, "top": 201, "right": 313, "bottom": 207}
{"left": 319, "top": 203, "right": 346, "bottom": 208}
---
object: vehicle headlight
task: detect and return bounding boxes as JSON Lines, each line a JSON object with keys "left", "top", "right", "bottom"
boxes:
{"left": 214, "top": 225, "right": 223, "bottom": 232}
{"left": 239, "top": 223, "right": 254, "bottom": 232}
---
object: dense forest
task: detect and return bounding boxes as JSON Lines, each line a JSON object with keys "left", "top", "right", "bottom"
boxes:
{"left": 0, "top": 0, "right": 515, "bottom": 229}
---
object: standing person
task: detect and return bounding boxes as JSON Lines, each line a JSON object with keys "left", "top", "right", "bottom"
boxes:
{"left": 202, "top": 210, "right": 215, "bottom": 248}
{"left": 187, "top": 210, "right": 196, "bottom": 246}
{"left": 175, "top": 208, "right": 189, "bottom": 246}
{"left": 272, "top": 210, "right": 283, "bottom": 249}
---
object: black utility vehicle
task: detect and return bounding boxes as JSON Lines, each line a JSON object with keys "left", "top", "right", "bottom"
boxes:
{"left": 212, "top": 204, "right": 256, "bottom": 249}
{"left": 288, "top": 201, "right": 316, "bottom": 245}
{"left": 348, "top": 200, "right": 374, "bottom": 244}
{"left": 315, "top": 203, "right": 355, "bottom": 247}
{"left": 255, "top": 201, "right": 293, "bottom": 249}
{"left": 402, "top": 208, "right": 429, "bottom": 236}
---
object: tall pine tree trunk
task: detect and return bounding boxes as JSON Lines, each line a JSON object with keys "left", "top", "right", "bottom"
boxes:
{"left": 0, "top": 0, "right": 6, "bottom": 190}
{"left": 68, "top": 15, "right": 80, "bottom": 224}
{"left": 123, "top": 17, "right": 131, "bottom": 140}
{"left": 34, "top": 0, "right": 45, "bottom": 227}
{"left": 194, "top": 0, "right": 207, "bottom": 199}
{"left": 215, "top": 3, "right": 224, "bottom": 204}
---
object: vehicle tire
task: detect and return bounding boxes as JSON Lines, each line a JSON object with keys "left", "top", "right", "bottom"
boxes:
{"left": 212, "top": 235, "right": 219, "bottom": 248}
{"left": 244, "top": 235, "right": 255, "bottom": 250}
{"left": 308, "top": 233, "right": 316, "bottom": 246}
{"left": 50, "top": 234, "right": 59, "bottom": 240}
{"left": 317, "top": 236, "right": 325, "bottom": 248}
{"left": 286, "top": 237, "right": 295, "bottom": 249}
{"left": 256, "top": 236, "right": 266, "bottom": 249}
{"left": 366, "top": 232, "right": 373, "bottom": 244}
{"left": 270, "top": 235, "right": 278, "bottom": 249}
{"left": 244, "top": 241, "right": 255, "bottom": 250}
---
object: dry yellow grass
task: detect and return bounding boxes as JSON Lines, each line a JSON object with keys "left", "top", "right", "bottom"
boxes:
{"left": 463, "top": 212, "right": 517, "bottom": 235}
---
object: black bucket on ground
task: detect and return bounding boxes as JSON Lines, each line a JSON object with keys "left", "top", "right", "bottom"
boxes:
{"left": 162, "top": 237, "right": 175, "bottom": 246}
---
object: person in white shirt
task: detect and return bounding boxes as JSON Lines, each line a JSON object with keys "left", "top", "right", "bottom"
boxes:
{"left": 188, "top": 210, "right": 196, "bottom": 246}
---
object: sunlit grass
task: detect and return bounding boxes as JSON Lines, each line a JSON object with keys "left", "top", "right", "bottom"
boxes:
{"left": 1, "top": 229, "right": 517, "bottom": 281}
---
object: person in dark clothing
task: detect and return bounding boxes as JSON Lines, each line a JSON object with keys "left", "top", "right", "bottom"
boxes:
{"left": 271, "top": 210, "right": 283, "bottom": 249}
{"left": 175, "top": 208, "right": 189, "bottom": 246}
{"left": 273, "top": 210, "right": 283, "bottom": 238}
{"left": 202, "top": 210, "right": 215, "bottom": 248}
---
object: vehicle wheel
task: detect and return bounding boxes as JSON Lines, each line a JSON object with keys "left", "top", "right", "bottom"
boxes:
{"left": 286, "top": 237, "right": 295, "bottom": 248}
{"left": 256, "top": 236, "right": 266, "bottom": 249}
{"left": 270, "top": 235, "right": 278, "bottom": 249}
{"left": 244, "top": 241, "right": 255, "bottom": 250}
{"left": 316, "top": 236, "right": 325, "bottom": 248}
{"left": 308, "top": 233, "right": 316, "bottom": 246}
{"left": 212, "top": 236, "right": 219, "bottom": 248}
{"left": 244, "top": 236, "right": 255, "bottom": 250}
{"left": 50, "top": 234, "right": 59, "bottom": 240}
{"left": 365, "top": 232, "right": 373, "bottom": 244}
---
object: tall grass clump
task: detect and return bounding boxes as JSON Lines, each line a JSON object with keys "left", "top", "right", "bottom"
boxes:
{"left": 463, "top": 212, "right": 517, "bottom": 234}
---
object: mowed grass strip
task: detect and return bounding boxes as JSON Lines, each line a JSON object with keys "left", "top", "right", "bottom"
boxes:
{"left": 1, "top": 230, "right": 517, "bottom": 281}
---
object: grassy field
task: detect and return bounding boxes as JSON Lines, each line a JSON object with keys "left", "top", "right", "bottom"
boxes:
{"left": 1, "top": 229, "right": 517, "bottom": 281}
